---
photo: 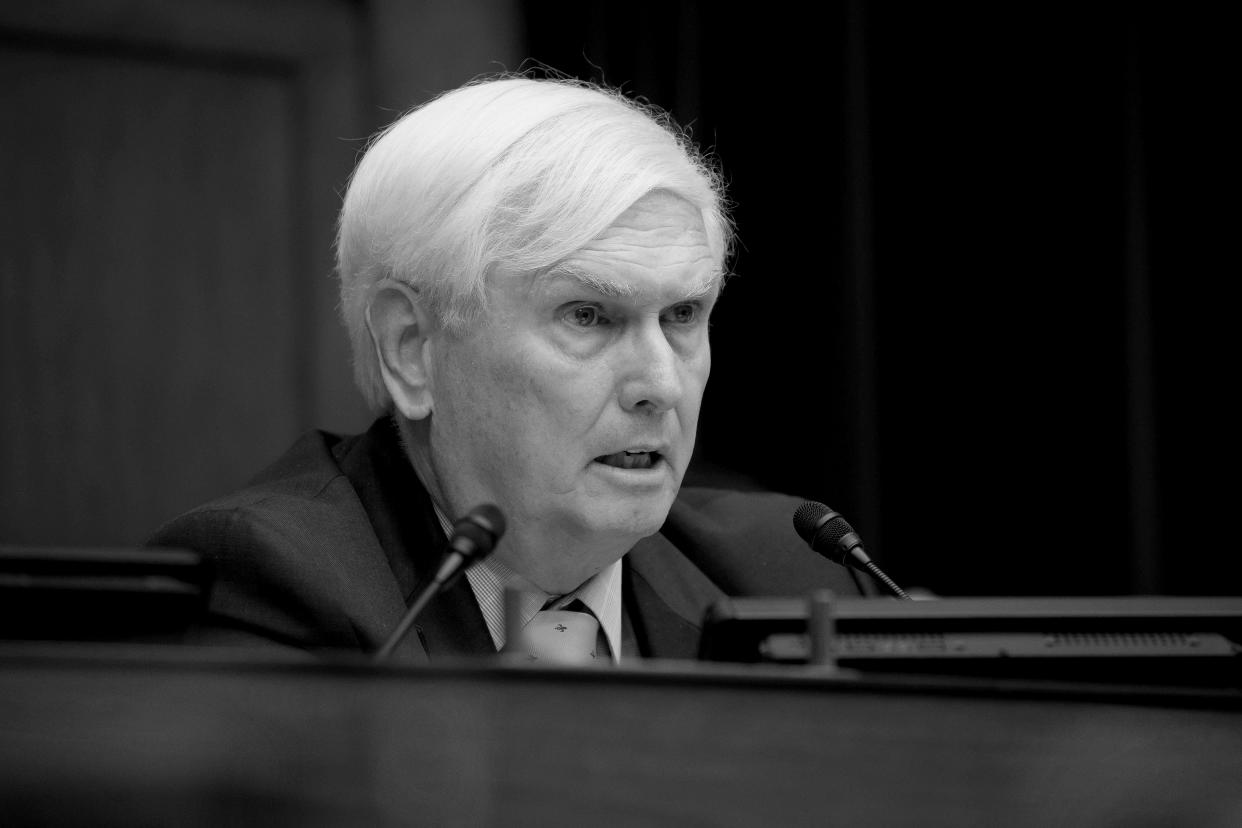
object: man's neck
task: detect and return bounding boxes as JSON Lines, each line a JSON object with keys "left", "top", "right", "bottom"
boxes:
{"left": 488, "top": 524, "right": 633, "bottom": 596}
{"left": 395, "top": 414, "right": 639, "bottom": 595}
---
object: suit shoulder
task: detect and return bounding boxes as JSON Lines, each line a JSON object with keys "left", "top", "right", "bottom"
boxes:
{"left": 663, "top": 486, "right": 859, "bottom": 597}
{"left": 672, "top": 487, "right": 803, "bottom": 527}
{"left": 145, "top": 428, "right": 375, "bottom": 597}
{"left": 145, "top": 434, "right": 382, "bottom": 651}
{"left": 151, "top": 428, "right": 358, "bottom": 530}
{"left": 226, "top": 429, "right": 357, "bottom": 506}
{"left": 148, "top": 477, "right": 366, "bottom": 563}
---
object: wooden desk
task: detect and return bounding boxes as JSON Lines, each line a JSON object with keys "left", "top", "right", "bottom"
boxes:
{"left": 2, "top": 647, "right": 1240, "bottom": 826}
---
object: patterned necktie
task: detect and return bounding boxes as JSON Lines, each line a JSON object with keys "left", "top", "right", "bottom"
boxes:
{"left": 511, "top": 600, "right": 602, "bottom": 665}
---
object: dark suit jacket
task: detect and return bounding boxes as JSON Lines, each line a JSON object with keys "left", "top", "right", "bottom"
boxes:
{"left": 149, "top": 418, "right": 859, "bottom": 663}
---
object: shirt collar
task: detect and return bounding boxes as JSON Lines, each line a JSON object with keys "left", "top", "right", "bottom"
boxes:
{"left": 431, "top": 502, "right": 624, "bottom": 663}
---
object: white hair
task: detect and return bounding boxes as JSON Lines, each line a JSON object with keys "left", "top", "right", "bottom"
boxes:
{"left": 335, "top": 75, "right": 733, "bottom": 411}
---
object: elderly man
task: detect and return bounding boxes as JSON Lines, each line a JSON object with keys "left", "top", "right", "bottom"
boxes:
{"left": 150, "top": 77, "right": 858, "bottom": 662}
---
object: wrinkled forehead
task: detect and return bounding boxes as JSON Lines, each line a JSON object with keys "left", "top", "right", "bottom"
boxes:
{"left": 478, "top": 191, "right": 726, "bottom": 316}
{"left": 538, "top": 192, "right": 722, "bottom": 296}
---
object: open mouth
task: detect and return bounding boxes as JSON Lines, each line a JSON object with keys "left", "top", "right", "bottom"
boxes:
{"left": 594, "top": 450, "right": 662, "bottom": 471}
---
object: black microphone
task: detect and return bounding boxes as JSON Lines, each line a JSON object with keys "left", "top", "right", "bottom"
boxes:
{"left": 793, "top": 501, "right": 910, "bottom": 600}
{"left": 373, "top": 503, "right": 506, "bottom": 661}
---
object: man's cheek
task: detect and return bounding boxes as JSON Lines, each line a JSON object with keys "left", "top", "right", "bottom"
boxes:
{"left": 530, "top": 367, "right": 606, "bottom": 416}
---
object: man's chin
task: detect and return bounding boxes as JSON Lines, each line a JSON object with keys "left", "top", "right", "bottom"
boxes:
{"left": 609, "top": 517, "right": 667, "bottom": 542}
{"left": 576, "top": 497, "right": 675, "bottom": 543}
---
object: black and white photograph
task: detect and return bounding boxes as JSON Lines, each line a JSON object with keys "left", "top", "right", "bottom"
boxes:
{"left": 2, "top": 1, "right": 1239, "bottom": 825}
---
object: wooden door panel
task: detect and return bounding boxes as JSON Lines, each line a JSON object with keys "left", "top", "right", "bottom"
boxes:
{"left": 0, "top": 1, "right": 366, "bottom": 544}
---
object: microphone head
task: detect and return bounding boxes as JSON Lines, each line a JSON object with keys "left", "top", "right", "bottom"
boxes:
{"left": 793, "top": 501, "right": 908, "bottom": 597}
{"left": 793, "top": 501, "right": 854, "bottom": 547}
{"left": 464, "top": 503, "right": 506, "bottom": 540}
{"left": 451, "top": 503, "right": 507, "bottom": 562}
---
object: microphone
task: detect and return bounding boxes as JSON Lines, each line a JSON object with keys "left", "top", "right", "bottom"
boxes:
{"left": 793, "top": 501, "right": 910, "bottom": 600}
{"left": 373, "top": 503, "right": 506, "bottom": 661}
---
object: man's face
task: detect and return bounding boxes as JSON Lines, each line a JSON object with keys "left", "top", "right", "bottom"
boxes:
{"left": 424, "top": 192, "right": 719, "bottom": 589}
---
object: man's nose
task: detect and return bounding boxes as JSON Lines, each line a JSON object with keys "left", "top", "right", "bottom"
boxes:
{"left": 617, "top": 322, "right": 684, "bottom": 414}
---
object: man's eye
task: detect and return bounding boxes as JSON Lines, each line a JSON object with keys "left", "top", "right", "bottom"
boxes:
{"left": 665, "top": 303, "right": 698, "bottom": 324}
{"left": 568, "top": 305, "right": 604, "bottom": 327}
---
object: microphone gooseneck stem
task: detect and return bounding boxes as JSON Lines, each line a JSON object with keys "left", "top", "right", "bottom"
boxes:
{"left": 373, "top": 574, "right": 446, "bottom": 662}
{"left": 864, "top": 560, "right": 911, "bottom": 600}
{"left": 372, "top": 503, "right": 507, "bottom": 662}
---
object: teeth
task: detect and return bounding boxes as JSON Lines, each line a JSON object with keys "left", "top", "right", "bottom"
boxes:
{"left": 597, "top": 450, "right": 659, "bottom": 470}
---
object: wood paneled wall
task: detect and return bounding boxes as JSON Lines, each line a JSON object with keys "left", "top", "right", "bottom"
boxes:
{"left": 0, "top": 0, "right": 523, "bottom": 545}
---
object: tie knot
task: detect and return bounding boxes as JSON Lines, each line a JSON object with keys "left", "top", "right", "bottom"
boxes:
{"left": 544, "top": 596, "right": 588, "bottom": 613}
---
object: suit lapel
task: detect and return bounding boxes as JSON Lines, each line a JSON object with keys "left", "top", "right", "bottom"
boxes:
{"left": 338, "top": 418, "right": 494, "bottom": 662}
{"left": 408, "top": 577, "right": 496, "bottom": 658}
{"left": 625, "top": 532, "right": 728, "bottom": 660}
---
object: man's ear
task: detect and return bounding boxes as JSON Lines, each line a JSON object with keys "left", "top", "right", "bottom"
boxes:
{"left": 366, "top": 281, "right": 436, "bottom": 421}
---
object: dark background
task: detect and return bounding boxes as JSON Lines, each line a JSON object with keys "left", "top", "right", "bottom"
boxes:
{"left": 523, "top": 1, "right": 1239, "bottom": 597}
{"left": 2, "top": 1, "right": 1237, "bottom": 597}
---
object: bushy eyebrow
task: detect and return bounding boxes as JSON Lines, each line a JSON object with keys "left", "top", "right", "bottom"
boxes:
{"left": 542, "top": 264, "right": 722, "bottom": 302}
{"left": 545, "top": 265, "right": 636, "bottom": 298}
